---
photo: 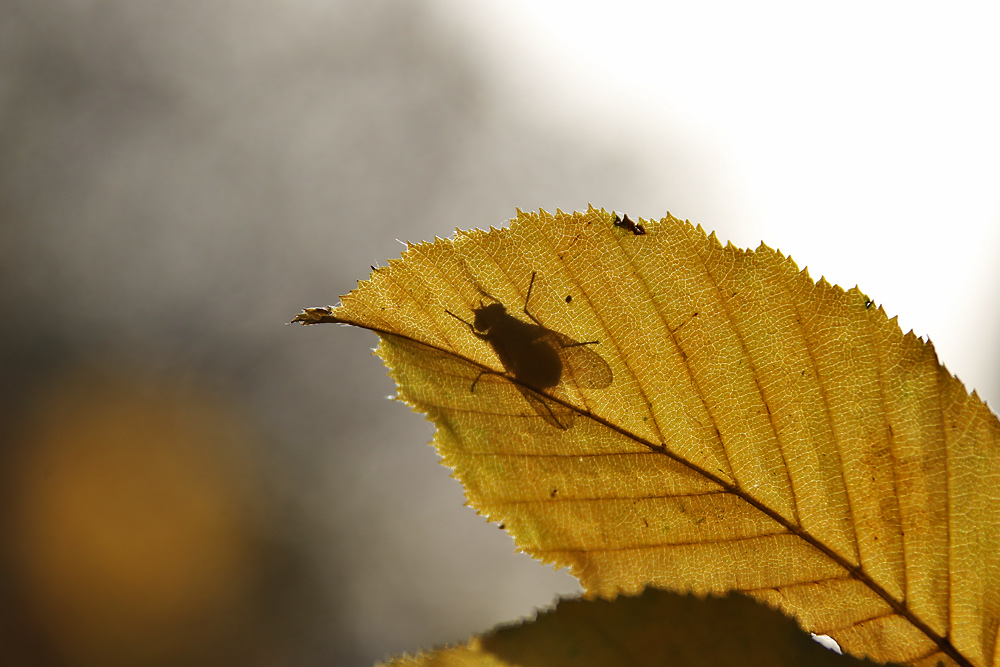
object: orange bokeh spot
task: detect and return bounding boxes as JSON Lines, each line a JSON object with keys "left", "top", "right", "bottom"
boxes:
{"left": 4, "top": 370, "right": 261, "bottom": 666}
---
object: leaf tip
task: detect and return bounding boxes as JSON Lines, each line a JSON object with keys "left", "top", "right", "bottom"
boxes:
{"left": 290, "top": 305, "right": 341, "bottom": 325}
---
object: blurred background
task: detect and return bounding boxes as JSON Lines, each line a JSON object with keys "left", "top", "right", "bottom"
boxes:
{"left": 1, "top": 1, "right": 997, "bottom": 665}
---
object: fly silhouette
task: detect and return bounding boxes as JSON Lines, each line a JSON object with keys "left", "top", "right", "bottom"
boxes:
{"left": 446, "top": 272, "right": 613, "bottom": 429}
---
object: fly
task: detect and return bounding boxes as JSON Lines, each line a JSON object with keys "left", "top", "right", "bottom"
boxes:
{"left": 446, "top": 272, "right": 613, "bottom": 429}
{"left": 613, "top": 212, "right": 646, "bottom": 235}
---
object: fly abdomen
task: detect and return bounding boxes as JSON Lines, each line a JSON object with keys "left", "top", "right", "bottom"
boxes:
{"left": 499, "top": 336, "right": 562, "bottom": 390}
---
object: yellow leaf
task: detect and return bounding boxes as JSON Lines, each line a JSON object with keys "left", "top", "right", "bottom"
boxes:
{"left": 380, "top": 588, "right": 900, "bottom": 667}
{"left": 295, "top": 207, "right": 1000, "bottom": 667}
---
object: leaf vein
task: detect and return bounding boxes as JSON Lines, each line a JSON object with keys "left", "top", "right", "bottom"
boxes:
{"left": 695, "top": 242, "right": 800, "bottom": 525}
{"left": 611, "top": 218, "right": 736, "bottom": 480}
{"left": 867, "top": 306, "right": 908, "bottom": 603}
{"left": 779, "top": 280, "right": 863, "bottom": 565}
{"left": 491, "top": 490, "right": 729, "bottom": 506}
{"left": 524, "top": 211, "right": 667, "bottom": 438}
{"left": 936, "top": 365, "right": 954, "bottom": 641}
{"left": 741, "top": 574, "right": 853, "bottom": 593}
{"left": 534, "top": 529, "right": 791, "bottom": 553}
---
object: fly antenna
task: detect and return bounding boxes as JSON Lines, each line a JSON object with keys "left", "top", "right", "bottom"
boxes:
{"left": 472, "top": 280, "right": 501, "bottom": 304}
{"left": 445, "top": 308, "right": 475, "bottom": 332}
{"left": 455, "top": 259, "right": 502, "bottom": 304}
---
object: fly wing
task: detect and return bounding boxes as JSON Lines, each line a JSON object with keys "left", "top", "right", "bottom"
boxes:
{"left": 517, "top": 385, "right": 575, "bottom": 430}
{"left": 549, "top": 331, "right": 613, "bottom": 389}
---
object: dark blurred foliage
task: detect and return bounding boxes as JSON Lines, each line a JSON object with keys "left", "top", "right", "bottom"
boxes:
{"left": 0, "top": 1, "right": 649, "bottom": 664}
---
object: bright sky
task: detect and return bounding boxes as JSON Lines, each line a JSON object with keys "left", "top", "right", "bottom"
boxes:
{"left": 433, "top": 0, "right": 1000, "bottom": 407}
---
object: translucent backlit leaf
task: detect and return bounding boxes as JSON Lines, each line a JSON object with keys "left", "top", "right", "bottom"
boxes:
{"left": 295, "top": 208, "right": 1000, "bottom": 667}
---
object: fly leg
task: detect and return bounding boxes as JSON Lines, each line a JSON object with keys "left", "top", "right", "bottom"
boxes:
{"left": 522, "top": 271, "right": 543, "bottom": 326}
{"left": 446, "top": 308, "right": 487, "bottom": 341}
{"left": 523, "top": 272, "right": 600, "bottom": 348}
{"left": 469, "top": 368, "right": 505, "bottom": 393}
{"left": 560, "top": 339, "right": 599, "bottom": 348}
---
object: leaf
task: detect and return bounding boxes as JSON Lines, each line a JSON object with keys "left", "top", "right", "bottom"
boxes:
{"left": 295, "top": 208, "right": 1000, "bottom": 667}
{"left": 380, "top": 588, "right": 899, "bottom": 667}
